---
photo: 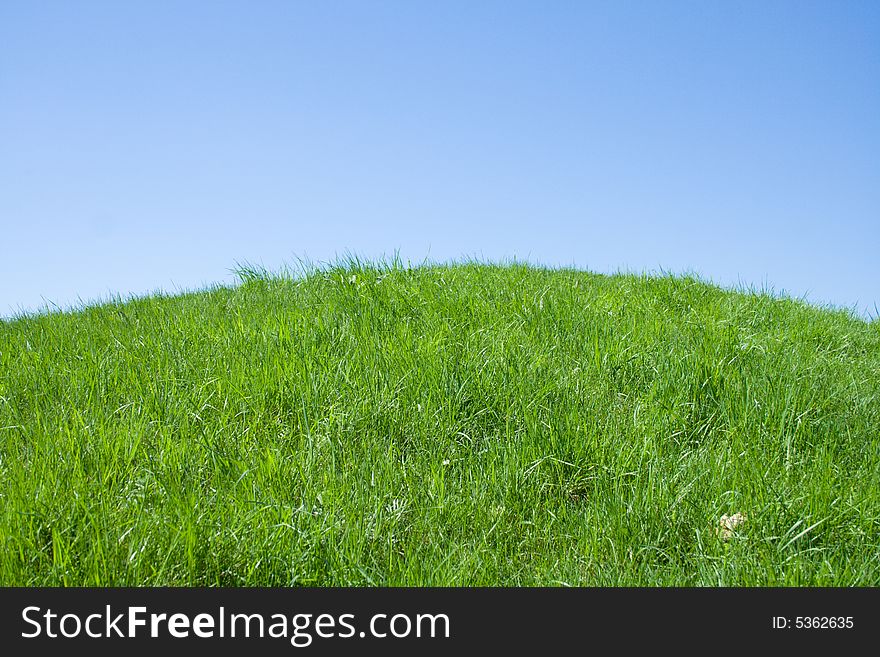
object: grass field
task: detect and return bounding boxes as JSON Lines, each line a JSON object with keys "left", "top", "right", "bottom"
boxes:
{"left": 1, "top": 261, "right": 878, "bottom": 586}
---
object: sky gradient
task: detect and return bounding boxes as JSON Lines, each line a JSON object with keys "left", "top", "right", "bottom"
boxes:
{"left": 2, "top": 1, "right": 878, "bottom": 318}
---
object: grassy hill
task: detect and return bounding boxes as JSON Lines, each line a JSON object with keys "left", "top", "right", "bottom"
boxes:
{"left": 1, "top": 261, "right": 878, "bottom": 586}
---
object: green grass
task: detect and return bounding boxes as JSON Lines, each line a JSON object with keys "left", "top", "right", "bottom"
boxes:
{"left": 1, "top": 260, "right": 878, "bottom": 586}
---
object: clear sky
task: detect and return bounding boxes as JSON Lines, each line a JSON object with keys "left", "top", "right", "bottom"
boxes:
{"left": 2, "top": 1, "right": 878, "bottom": 318}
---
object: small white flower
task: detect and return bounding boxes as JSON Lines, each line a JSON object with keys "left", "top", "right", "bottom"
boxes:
{"left": 718, "top": 512, "right": 746, "bottom": 540}
{"left": 442, "top": 459, "right": 450, "bottom": 466}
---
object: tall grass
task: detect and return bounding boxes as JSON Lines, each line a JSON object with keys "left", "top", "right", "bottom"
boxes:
{"left": 1, "top": 260, "right": 878, "bottom": 585}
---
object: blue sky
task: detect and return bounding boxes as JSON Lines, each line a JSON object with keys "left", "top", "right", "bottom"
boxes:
{"left": 2, "top": 1, "right": 878, "bottom": 318}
